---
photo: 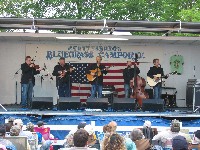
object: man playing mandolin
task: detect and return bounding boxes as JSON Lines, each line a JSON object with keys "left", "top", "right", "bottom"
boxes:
{"left": 147, "top": 59, "right": 168, "bottom": 99}
{"left": 52, "top": 57, "right": 74, "bottom": 97}
{"left": 86, "top": 56, "right": 108, "bottom": 98}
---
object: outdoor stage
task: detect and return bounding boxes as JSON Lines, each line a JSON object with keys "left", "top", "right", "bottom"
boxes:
{"left": 0, "top": 105, "right": 198, "bottom": 118}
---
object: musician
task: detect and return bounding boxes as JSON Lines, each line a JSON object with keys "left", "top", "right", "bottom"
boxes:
{"left": 21, "top": 56, "right": 41, "bottom": 109}
{"left": 86, "top": 56, "right": 108, "bottom": 98}
{"left": 123, "top": 61, "right": 140, "bottom": 98}
{"left": 52, "top": 57, "right": 74, "bottom": 97}
{"left": 147, "top": 59, "right": 168, "bottom": 99}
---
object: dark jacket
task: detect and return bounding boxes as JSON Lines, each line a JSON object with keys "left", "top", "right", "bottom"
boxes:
{"left": 52, "top": 63, "right": 73, "bottom": 87}
{"left": 86, "top": 63, "right": 108, "bottom": 85}
{"left": 21, "top": 63, "right": 40, "bottom": 85}
{"left": 147, "top": 66, "right": 164, "bottom": 79}
{"left": 123, "top": 66, "right": 140, "bottom": 84}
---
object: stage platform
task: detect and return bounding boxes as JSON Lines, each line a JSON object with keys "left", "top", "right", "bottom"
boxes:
{"left": 1, "top": 105, "right": 200, "bottom": 139}
{"left": 0, "top": 105, "right": 198, "bottom": 119}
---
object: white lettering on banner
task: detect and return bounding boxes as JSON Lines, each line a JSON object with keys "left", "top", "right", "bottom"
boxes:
{"left": 46, "top": 45, "right": 145, "bottom": 60}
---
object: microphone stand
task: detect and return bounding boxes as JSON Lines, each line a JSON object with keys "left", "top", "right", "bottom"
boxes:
{"left": 96, "top": 61, "right": 99, "bottom": 98}
{"left": 68, "top": 62, "right": 71, "bottom": 97}
{"left": 14, "top": 68, "right": 21, "bottom": 105}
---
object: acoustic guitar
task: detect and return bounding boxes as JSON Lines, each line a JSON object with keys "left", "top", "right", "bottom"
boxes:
{"left": 147, "top": 71, "right": 177, "bottom": 87}
{"left": 86, "top": 65, "right": 114, "bottom": 81}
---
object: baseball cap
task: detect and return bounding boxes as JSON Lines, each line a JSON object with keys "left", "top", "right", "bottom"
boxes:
{"left": 13, "top": 119, "right": 23, "bottom": 127}
{"left": 37, "top": 121, "right": 46, "bottom": 127}
{"left": 172, "top": 135, "right": 188, "bottom": 150}
{"left": 77, "top": 122, "right": 87, "bottom": 129}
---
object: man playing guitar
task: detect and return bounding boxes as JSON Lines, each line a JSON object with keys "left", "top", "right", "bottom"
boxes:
{"left": 147, "top": 59, "right": 168, "bottom": 99}
{"left": 86, "top": 56, "right": 108, "bottom": 98}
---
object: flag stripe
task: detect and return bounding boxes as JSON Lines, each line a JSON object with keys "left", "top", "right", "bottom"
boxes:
{"left": 71, "top": 62, "right": 127, "bottom": 100}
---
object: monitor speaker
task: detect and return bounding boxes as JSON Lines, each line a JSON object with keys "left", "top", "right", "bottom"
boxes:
{"left": 142, "top": 99, "right": 164, "bottom": 112}
{"left": 86, "top": 98, "right": 108, "bottom": 110}
{"left": 112, "top": 98, "right": 136, "bottom": 111}
{"left": 31, "top": 97, "right": 53, "bottom": 110}
{"left": 58, "top": 97, "right": 80, "bottom": 110}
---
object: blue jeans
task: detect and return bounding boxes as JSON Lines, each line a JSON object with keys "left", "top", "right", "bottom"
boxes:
{"left": 21, "top": 81, "right": 33, "bottom": 107}
{"left": 58, "top": 83, "right": 71, "bottom": 97}
{"left": 153, "top": 84, "right": 162, "bottom": 99}
{"left": 124, "top": 83, "right": 131, "bottom": 98}
{"left": 91, "top": 84, "right": 103, "bottom": 98}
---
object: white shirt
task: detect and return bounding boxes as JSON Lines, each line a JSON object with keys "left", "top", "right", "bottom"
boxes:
{"left": 152, "top": 130, "right": 189, "bottom": 143}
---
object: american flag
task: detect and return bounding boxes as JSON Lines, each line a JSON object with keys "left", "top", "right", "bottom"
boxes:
{"left": 70, "top": 63, "right": 127, "bottom": 101}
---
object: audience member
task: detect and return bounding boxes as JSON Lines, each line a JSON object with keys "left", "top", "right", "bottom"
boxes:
{"left": 192, "top": 130, "right": 200, "bottom": 144}
{"left": 65, "top": 122, "right": 98, "bottom": 148}
{"left": 0, "top": 125, "right": 16, "bottom": 150}
{"left": 131, "top": 128, "right": 151, "bottom": 150}
{"left": 152, "top": 119, "right": 191, "bottom": 144}
{"left": 34, "top": 121, "right": 54, "bottom": 140}
{"left": 13, "top": 119, "right": 33, "bottom": 139}
{"left": 102, "top": 133, "right": 126, "bottom": 150}
{"left": 172, "top": 135, "right": 189, "bottom": 150}
{"left": 5, "top": 117, "right": 15, "bottom": 132}
{"left": 10, "top": 125, "right": 20, "bottom": 136}
{"left": 143, "top": 120, "right": 153, "bottom": 143}
{"left": 65, "top": 129, "right": 97, "bottom": 150}
{"left": 108, "top": 121, "right": 117, "bottom": 134}
{"left": 84, "top": 125, "right": 96, "bottom": 146}
{"left": 125, "top": 138, "right": 137, "bottom": 150}
{"left": 65, "top": 122, "right": 87, "bottom": 147}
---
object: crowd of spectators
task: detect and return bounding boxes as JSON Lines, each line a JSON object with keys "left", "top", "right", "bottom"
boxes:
{"left": 0, "top": 118, "right": 200, "bottom": 150}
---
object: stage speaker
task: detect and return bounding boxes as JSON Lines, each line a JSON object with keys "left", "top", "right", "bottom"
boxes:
{"left": 58, "top": 97, "right": 80, "bottom": 110}
{"left": 112, "top": 98, "right": 136, "bottom": 111}
{"left": 86, "top": 98, "right": 108, "bottom": 110}
{"left": 31, "top": 97, "right": 53, "bottom": 110}
{"left": 142, "top": 99, "right": 164, "bottom": 112}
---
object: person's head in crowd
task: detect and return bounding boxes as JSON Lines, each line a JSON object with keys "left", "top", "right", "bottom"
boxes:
{"left": 37, "top": 121, "right": 46, "bottom": 128}
{"left": 13, "top": 119, "right": 23, "bottom": 130}
{"left": 10, "top": 125, "right": 20, "bottom": 136}
{"left": 193, "top": 130, "right": 200, "bottom": 144}
{"left": 77, "top": 122, "right": 87, "bottom": 129}
{"left": 26, "top": 122, "right": 34, "bottom": 132}
{"left": 104, "top": 133, "right": 126, "bottom": 150}
{"left": 171, "top": 119, "right": 180, "bottom": 133}
{"left": 131, "top": 128, "right": 143, "bottom": 141}
{"left": 143, "top": 120, "right": 151, "bottom": 128}
{"left": 103, "top": 124, "right": 112, "bottom": 134}
{"left": 84, "top": 125, "right": 96, "bottom": 146}
{"left": 0, "top": 144, "right": 7, "bottom": 150}
{"left": 108, "top": 121, "right": 117, "bottom": 133}
{"left": 73, "top": 129, "right": 89, "bottom": 147}
{"left": 5, "top": 117, "right": 15, "bottom": 132}
{"left": 125, "top": 138, "right": 137, "bottom": 150}
{"left": 172, "top": 135, "right": 188, "bottom": 150}
{"left": 0, "top": 125, "right": 6, "bottom": 137}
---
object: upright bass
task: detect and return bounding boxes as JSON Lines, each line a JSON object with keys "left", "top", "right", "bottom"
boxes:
{"left": 130, "top": 55, "right": 149, "bottom": 108}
